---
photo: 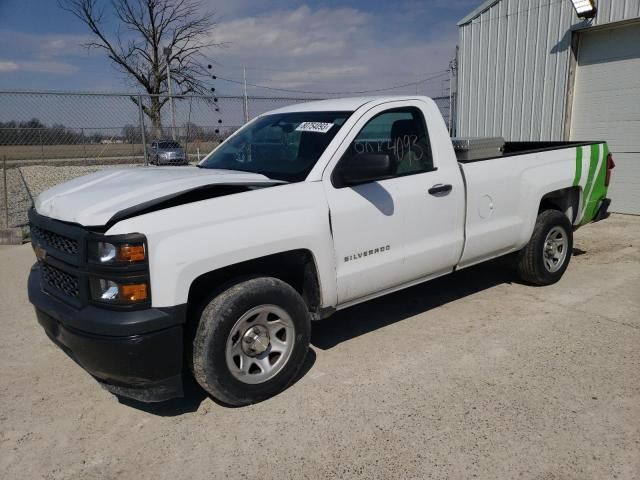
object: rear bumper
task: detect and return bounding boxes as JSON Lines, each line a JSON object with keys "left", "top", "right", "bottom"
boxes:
{"left": 156, "top": 156, "right": 187, "bottom": 165}
{"left": 29, "top": 264, "right": 186, "bottom": 402}
{"left": 593, "top": 198, "right": 611, "bottom": 222}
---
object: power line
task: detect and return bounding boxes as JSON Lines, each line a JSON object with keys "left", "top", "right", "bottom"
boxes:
{"left": 216, "top": 63, "right": 450, "bottom": 78}
{"left": 212, "top": 70, "right": 449, "bottom": 96}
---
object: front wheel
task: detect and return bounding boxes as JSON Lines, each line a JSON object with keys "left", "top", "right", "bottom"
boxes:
{"left": 515, "top": 209, "right": 573, "bottom": 285}
{"left": 192, "top": 277, "right": 311, "bottom": 406}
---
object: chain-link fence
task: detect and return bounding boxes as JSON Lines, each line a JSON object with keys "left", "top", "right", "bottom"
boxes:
{"left": 0, "top": 90, "right": 454, "bottom": 230}
{"left": 0, "top": 91, "right": 453, "bottom": 164}
{"left": 0, "top": 92, "right": 316, "bottom": 165}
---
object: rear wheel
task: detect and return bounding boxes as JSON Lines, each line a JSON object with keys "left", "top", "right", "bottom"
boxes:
{"left": 516, "top": 210, "right": 573, "bottom": 285}
{"left": 192, "top": 277, "right": 311, "bottom": 406}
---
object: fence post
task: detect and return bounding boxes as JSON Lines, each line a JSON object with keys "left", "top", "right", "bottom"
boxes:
{"left": 3, "top": 156, "right": 8, "bottom": 229}
{"left": 81, "top": 128, "right": 87, "bottom": 160}
{"left": 39, "top": 129, "right": 44, "bottom": 161}
{"left": 185, "top": 123, "right": 190, "bottom": 164}
{"left": 138, "top": 95, "right": 148, "bottom": 165}
{"left": 243, "top": 66, "right": 250, "bottom": 123}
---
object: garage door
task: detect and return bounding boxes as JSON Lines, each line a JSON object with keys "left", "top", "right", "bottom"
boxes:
{"left": 570, "top": 21, "right": 640, "bottom": 214}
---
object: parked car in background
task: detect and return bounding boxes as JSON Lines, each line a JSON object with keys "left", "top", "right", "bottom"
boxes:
{"left": 149, "top": 140, "right": 187, "bottom": 165}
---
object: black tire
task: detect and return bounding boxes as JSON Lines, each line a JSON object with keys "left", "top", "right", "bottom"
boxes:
{"left": 192, "top": 277, "right": 311, "bottom": 406}
{"left": 516, "top": 209, "right": 573, "bottom": 285}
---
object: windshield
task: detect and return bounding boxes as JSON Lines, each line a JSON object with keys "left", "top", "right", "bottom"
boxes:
{"left": 199, "top": 111, "right": 351, "bottom": 182}
{"left": 158, "top": 141, "right": 182, "bottom": 149}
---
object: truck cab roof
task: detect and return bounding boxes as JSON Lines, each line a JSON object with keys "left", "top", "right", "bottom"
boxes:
{"left": 267, "top": 96, "right": 434, "bottom": 114}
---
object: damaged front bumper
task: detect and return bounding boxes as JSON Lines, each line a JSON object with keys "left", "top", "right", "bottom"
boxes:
{"left": 29, "top": 264, "right": 186, "bottom": 402}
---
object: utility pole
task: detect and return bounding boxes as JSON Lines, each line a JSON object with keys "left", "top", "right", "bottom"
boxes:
{"left": 3, "top": 156, "right": 8, "bottom": 229}
{"left": 448, "top": 64, "right": 453, "bottom": 135}
{"left": 243, "top": 66, "right": 249, "bottom": 124}
{"left": 164, "top": 46, "right": 178, "bottom": 140}
{"left": 448, "top": 57, "right": 457, "bottom": 136}
{"left": 138, "top": 94, "right": 148, "bottom": 165}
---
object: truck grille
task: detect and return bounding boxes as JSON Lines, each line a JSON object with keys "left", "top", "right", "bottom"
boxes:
{"left": 31, "top": 225, "right": 79, "bottom": 255}
{"left": 41, "top": 262, "right": 80, "bottom": 299}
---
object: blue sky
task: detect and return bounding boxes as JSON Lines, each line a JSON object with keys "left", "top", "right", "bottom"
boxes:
{"left": 0, "top": 0, "right": 482, "bottom": 96}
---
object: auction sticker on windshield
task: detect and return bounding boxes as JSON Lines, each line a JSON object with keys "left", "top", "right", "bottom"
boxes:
{"left": 296, "top": 122, "right": 334, "bottom": 133}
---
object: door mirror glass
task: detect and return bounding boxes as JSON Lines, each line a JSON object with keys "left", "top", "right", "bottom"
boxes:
{"left": 336, "top": 152, "right": 392, "bottom": 187}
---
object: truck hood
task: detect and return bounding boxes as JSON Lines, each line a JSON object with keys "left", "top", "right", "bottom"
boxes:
{"left": 34, "top": 166, "right": 285, "bottom": 226}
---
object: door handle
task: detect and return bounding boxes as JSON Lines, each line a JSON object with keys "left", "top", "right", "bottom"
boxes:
{"left": 428, "top": 184, "right": 452, "bottom": 195}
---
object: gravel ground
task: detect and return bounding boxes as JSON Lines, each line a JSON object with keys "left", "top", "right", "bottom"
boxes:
{"left": 1, "top": 164, "right": 139, "bottom": 228}
{"left": 0, "top": 167, "right": 32, "bottom": 228}
{"left": 0, "top": 214, "right": 638, "bottom": 479}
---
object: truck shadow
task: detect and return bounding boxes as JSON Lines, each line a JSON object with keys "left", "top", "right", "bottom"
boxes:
{"left": 311, "top": 258, "right": 514, "bottom": 350}
{"left": 119, "top": 259, "right": 517, "bottom": 415}
{"left": 116, "top": 377, "right": 208, "bottom": 415}
{"left": 116, "top": 349, "right": 317, "bottom": 416}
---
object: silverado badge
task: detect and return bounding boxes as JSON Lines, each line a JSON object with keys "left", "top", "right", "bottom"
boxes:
{"left": 344, "top": 245, "right": 390, "bottom": 263}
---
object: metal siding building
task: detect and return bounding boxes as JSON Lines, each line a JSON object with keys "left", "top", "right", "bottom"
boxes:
{"left": 456, "top": 0, "right": 640, "bottom": 214}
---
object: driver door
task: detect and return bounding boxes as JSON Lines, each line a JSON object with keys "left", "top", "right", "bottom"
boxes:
{"left": 324, "top": 101, "right": 464, "bottom": 305}
{"left": 323, "top": 103, "right": 410, "bottom": 304}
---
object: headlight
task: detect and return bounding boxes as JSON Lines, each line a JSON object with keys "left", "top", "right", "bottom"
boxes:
{"left": 96, "top": 242, "right": 117, "bottom": 262}
{"left": 88, "top": 240, "right": 146, "bottom": 264}
{"left": 90, "top": 278, "right": 149, "bottom": 304}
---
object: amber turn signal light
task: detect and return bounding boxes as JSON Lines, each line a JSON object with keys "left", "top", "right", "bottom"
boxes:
{"left": 117, "top": 244, "right": 146, "bottom": 263}
{"left": 120, "top": 283, "right": 148, "bottom": 302}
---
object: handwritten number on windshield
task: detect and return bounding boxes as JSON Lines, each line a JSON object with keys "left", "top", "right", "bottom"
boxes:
{"left": 354, "top": 135, "right": 424, "bottom": 161}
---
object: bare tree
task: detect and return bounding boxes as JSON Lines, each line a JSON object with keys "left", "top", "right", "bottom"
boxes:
{"left": 59, "top": 0, "right": 219, "bottom": 135}
{"left": 121, "top": 123, "right": 139, "bottom": 143}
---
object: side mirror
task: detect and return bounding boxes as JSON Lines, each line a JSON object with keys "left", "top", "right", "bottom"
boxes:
{"left": 336, "top": 153, "right": 393, "bottom": 187}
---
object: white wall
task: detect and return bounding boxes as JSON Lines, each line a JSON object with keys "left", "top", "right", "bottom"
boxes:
{"left": 456, "top": 0, "right": 640, "bottom": 141}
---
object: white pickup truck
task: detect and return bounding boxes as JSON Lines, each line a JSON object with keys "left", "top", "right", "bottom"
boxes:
{"left": 28, "top": 96, "right": 614, "bottom": 406}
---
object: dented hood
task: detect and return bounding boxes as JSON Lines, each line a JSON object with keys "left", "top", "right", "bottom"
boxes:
{"left": 34, "top": 166, "right": 285, "bottom": 226}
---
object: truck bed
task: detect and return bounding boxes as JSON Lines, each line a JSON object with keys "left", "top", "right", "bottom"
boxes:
{"left": 457, "top": 140, "right": 604, "bottom": 163}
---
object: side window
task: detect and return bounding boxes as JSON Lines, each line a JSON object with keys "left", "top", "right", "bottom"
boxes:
{"left": 343, "top": 107, "right": 433, "bottom": 176}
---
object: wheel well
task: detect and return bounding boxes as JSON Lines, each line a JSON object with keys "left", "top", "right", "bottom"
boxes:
{"left": 186, "top": 249, "right": 321, "bottom": 317}
{"left": 539, "top": 186, "right": 580, "bottom": 224}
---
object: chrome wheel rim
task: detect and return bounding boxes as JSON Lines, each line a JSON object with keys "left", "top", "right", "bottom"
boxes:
{"left": 225, "top": 305, "right": 295, "bottom": 384}
{"left": 543, "top": 226, "right": 568, "bottom": 273}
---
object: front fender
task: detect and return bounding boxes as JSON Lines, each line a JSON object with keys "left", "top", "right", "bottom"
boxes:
{"left": 107, "top": 182, "right": 337, "bottom": 308}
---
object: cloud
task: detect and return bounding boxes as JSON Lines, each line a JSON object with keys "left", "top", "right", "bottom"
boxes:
{"left": 271, "top": 66, "right": 368, "bottom": 84}
{"left": 0, "top": 59, "right": 78, "bottom": 75}
{"left": 20, "top": 60, "right": 80, "bottom": 75}
{"left": 0, "top": 31, "right": 92, "bottom": 59}
{"left": 39, "top": 36, "right": 89, "bottom": 58}
{"left": 212, "top": 6, "right": 368, "bottom": 55}
{"left": 0, "top": 60, "right": 19, "bottom": 72}
{"left": 0, "top": 0, "right": 469, "bottom": 93}
{"left": 203, "top": 4, "right": 457, "bottom": 97}
{"left": 0, "top": 30, "right": 90, "bottom": 78}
